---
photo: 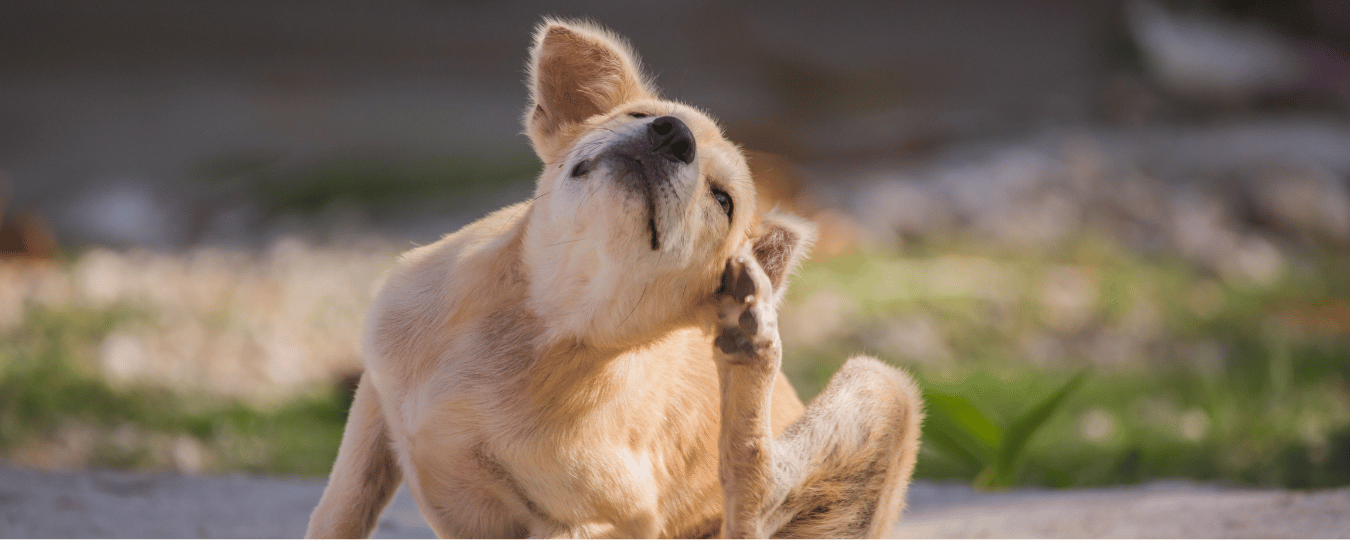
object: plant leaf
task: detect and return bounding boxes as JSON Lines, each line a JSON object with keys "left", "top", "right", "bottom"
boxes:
{"left": 922, "top": 388, "right": 1002, "bottom": 469}
{"left": 989, "top": 369, "right": 1090, "bottom": 487}
{"left": 922, "top": 419, "right": 987, "bottom": 472}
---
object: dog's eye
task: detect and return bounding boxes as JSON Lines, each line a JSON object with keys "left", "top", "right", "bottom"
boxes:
{"left": 628, "top": 112, "right": 649, "bottom": 118}
{"left": 712, "top": 188, "right": 733, "bottom": 218}
{"left": 570, "top": 159, "right": 591, "bottom": 177}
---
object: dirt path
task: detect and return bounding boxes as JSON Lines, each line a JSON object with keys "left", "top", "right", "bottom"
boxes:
{"left": 898, "top": 481, "right": 1350, "bottom": 538}
{"left": 1, "top": 465, "right": 1346, "bottom": 538}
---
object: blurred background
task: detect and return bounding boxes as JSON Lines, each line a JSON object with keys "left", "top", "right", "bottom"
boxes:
{"left": 2, "top": 0, "right": 1349, "bottom": 490}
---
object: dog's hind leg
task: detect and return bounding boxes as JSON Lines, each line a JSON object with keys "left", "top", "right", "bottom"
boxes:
{"left": 762, "top": 357, "right": 923, "bottom": 538}
{"left": 714, "top": 256, "right": 923, "bottom": 539}
{"left": 306, "top": 372, "right": 403, "bottom": 538}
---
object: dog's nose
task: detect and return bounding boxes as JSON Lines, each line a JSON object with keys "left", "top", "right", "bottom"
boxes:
{"left": 648, "top": 116, "right": 696, "bottom": 164}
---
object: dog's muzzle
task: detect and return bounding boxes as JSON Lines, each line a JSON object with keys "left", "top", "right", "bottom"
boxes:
{"left": 597, "top": 116, "right": 698, "bottom": 251}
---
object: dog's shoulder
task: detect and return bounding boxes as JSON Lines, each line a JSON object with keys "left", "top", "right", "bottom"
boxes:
{"left": 363, "top": 201, "right": 532, "bottom": 374}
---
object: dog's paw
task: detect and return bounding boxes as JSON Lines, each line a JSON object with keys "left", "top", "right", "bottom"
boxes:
{"left": 713, "top": 250, "right": 780, "bottom": 367}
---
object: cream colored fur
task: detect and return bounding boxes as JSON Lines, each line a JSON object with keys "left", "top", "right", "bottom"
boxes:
{"left": 305, "top": 18, "right": 922, "bottom": 539}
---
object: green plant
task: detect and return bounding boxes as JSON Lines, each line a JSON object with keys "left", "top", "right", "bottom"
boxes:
{"left": 922, "top": 370, "right": 1089, "bottom": 489}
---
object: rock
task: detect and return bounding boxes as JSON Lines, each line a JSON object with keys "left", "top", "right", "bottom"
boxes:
{"left": 1127, "top": 0, "right": 1307, "bottom": 101}
{"left": 1245, "top": 165, "right": 1350, "bottom": 245}
{"left": 853, "top": 175, "right": 954, "bottom": 244}
{"left": 61, "top": 181, "right": 183, "bottom": 248}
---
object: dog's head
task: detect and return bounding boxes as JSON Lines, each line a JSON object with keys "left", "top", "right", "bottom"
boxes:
{"left": 520, "top": 19, "right": 814, "bottom": 348}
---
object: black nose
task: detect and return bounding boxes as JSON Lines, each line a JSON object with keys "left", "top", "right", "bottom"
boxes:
{"left": 648, "top": 116, "right": 696, "bottom": 164}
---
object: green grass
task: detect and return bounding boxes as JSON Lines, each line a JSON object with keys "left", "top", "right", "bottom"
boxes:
{"left": 4, "top": 233, "right": 1348, "bottom": 489}
{"left": 0, "top": 306, "right": 350, "bottom": 476}
{"left": 783, "top": 236, "right": 1350, "bottom": 489}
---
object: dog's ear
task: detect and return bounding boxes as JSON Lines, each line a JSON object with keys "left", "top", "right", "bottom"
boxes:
{"left": 750, "top": 210, "right": 817, "bottom": 305}
{"left": 524, "top": 19, "right": 654, "bottom": 158}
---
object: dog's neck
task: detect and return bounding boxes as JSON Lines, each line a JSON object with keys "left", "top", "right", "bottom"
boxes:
{"left": 518, "top": 201, "right": 720, "bottom": 350}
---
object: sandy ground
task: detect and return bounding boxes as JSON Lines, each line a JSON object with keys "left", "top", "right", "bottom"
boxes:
{"left": 1, "top": 465, "right": 1347, "bottom": 538}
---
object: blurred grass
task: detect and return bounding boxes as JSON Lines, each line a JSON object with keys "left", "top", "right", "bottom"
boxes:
{"left": 782, "top": 236, "right": 1350, "bottom": 489}
{"left": 2, "top": 232, "right": 1348, "bottom": 489}
{"left": 0, "top": 304, "right": 349, "bottom": 476}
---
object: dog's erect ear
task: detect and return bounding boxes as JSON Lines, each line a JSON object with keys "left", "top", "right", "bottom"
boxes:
{"left": 750, "top": 210, "right": 817, "bottom": 305}
{"left": 524, "top": 19, "right": 654, "bottom": 157}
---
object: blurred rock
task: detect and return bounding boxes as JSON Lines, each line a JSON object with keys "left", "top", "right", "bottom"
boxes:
{"left": 1220, "top": 234, "right": 1285, "bottom": 286}
{"left": 1080, "top": 408, "right": 1119, "bottom": 443}
{"left": 1039, "top": 265, "right": 1100, "bottom": 333}
{"left": 1169, "top": 188, "right": 1244, "bottom": 270}
{"left": 780, "top": 290, "right": 855, "bottom": 348}
{"left": 1244, "top": 165, "right": 1350, "bottom": 245}
{"left": 1019, "top": 333, "right": 1070, "bottom": 367}
{"left": 1084, "top": 327, "right": 1147, "bottom": 368}
{"left": 853, "top": 176, "right": 954, "bottom": 244}
{"left": 1126, "top": 0, "right": 1350, "bottom": 110}
{"left": 1127, "top": 0, "right": 1307, "bottom": 102}
{"left": 62, "top": 181, "right": 184, "bottom": 248}
{"left": 2, "top": 238, "right": 402, "bottom": 405}
{"left": 1179, "top": 408, "right": 1211, "bottom": 442}
{"left": 861, "top": 314, "right": 954, "bottom": 367}
{"left": 832, "top": 119, "right": 1350, "bottom": 281}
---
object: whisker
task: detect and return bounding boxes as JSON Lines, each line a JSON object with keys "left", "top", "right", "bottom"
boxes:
{"left": 507, "top": 190, "right": 550, "bottom": 224}
{"left": 545, "top": 238, "right": 588, "bottom": 248}
{"left": 621, "top": 281, "right": 650, "bottom": 329}
{"left": 621, "top": 245, "right": 670, "bottom": 328}
{"left": 579, "top": 177, "right": 604, "bottom": 208}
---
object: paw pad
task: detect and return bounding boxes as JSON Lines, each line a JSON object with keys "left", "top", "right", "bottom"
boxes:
{"left": 714, "top": 254, "right": 778, "bottom": 364}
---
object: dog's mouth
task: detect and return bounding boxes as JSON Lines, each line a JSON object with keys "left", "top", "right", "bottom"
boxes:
{"left": 642, "top": 176, "right": 662, "bottom": 252}
{"left": 589, "top": 115, "right": 697, "bottom": 253}
{"left": 603, "top": 153, "right": 668, "bottom": 252}
{"left": 647, "top": 214, "right": 660, "bottom": 251}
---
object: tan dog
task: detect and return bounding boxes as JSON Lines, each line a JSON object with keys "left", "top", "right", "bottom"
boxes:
{"left": 305, "top": 19, "right": 922, "bottom": 539}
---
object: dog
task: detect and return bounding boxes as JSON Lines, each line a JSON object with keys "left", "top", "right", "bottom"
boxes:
{"left": 305, "top": 19, "right": 923, "bottom": 538}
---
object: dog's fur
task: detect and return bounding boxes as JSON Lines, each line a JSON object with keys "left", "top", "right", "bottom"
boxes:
{"left": 305, "top": 19, "right": 922, "bottom": 539}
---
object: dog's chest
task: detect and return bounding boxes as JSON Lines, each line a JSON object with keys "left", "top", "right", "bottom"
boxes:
{"left": 505, "top": 437, "right": 664, "bottom": 534}
{"left": 390, "top": 326, "right": 722, "bottom": 537}
{"left": 403, "top": 398, "right": 673, "bottom": 537}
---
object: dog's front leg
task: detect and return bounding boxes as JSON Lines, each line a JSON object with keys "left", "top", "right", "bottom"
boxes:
{"left": 306, "top": 372, "right": 402, "bottom": 538}
{"left": 712, "top": 249, "right": 782, "bottom": 538}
